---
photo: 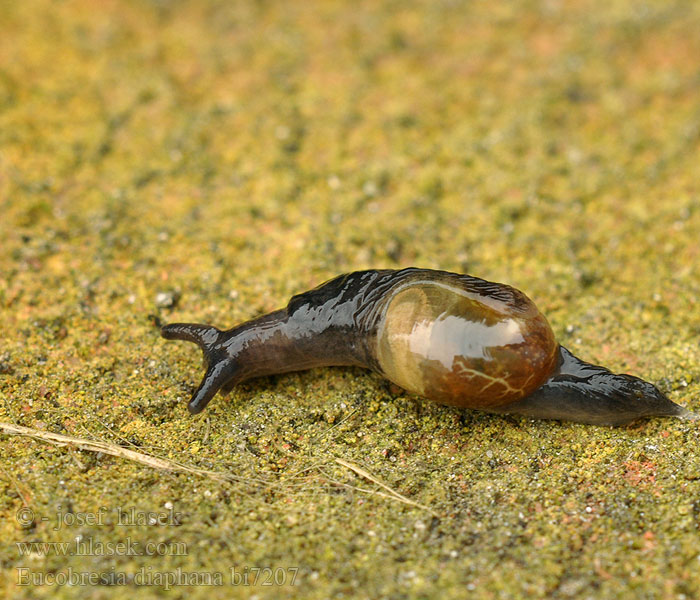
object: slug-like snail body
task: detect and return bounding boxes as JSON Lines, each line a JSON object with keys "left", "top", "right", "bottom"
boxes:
{"left": 161, "top": 268, "right": 694, "bottom": 425}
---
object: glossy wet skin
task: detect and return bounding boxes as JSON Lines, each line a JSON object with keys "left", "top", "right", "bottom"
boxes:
{"left": 160, "top": 268, "right": 693, "bottom": 425}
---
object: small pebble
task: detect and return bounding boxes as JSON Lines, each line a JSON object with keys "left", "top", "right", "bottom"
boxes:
{"left": 155, "top": 291, "right": 180, "bottom": 308}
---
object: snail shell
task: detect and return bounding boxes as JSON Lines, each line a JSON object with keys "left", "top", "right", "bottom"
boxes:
{"left": 374, "top": 277, "right": 557, "bottom": 408}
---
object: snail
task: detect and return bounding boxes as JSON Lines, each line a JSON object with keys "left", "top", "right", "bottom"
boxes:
{"left": 160, "top": 268, "right": 695, "bottom": 425}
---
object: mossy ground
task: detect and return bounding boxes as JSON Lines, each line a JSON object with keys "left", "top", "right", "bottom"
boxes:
{"left": 2, "top": 1, "right": 700, "bottom": 598}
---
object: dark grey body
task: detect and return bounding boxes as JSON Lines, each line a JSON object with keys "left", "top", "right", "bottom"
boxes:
{"left": 160, "top": 268, "right": 694, "bottom": 425}
{"left": 162, "top": 270, "right": 397, "bottom": 413}
{"left": 490, "top": 346, "right": 691, "bottom": 426}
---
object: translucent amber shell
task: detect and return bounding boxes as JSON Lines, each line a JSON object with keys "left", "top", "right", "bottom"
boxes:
{"left": 375, "top": 280, "right": 558, "bottom": 408}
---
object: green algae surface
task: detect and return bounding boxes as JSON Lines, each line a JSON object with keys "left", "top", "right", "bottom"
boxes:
{"left": 2, "top": 1, "right": 700, "bottom": 598}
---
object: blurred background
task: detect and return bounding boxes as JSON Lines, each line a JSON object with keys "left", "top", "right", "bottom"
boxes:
{"left": 1, "top": 1, "right": 700, "bottom": 598}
